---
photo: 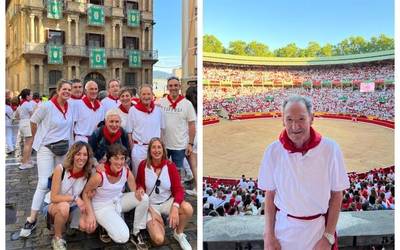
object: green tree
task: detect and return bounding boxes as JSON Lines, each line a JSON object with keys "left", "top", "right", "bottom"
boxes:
{"left": 274, "top": 43, "right": 299, "bottom": 57}
{"left": 245, "top": 41, "right": 272, "bottom": 57}
{"left": 228, "top": 40, "right": 247, "bottom": 55}
{"left": 203, "top": 34, "right": 224, "bottom": 53}
{"left": 305, "top": 41, "right": 321, "bottom": 57}
{"left": 376, "top": 34, "right": 394, "bottom": 51}
{"left": 320, "top": 43, "right": 334, "bottom": 56}
{"left": 348, "top": 36, "right": 367, "bottom": 54}
{"left": 336, "top": 38, "right": 351, "bottom": 55}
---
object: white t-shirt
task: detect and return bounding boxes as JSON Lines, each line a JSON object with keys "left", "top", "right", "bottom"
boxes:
{"left": 31, "top": 100, "right": 74, "bottom": 151}
{"left": 73, "top": 99, "right": 105, "bottom": 137}
{"left": 101, "top": 96, "right": 120, "bottom": 114}
{"left": 258, "top": 137, "right": 349, "bottom": 216}
{"left": 157, "top": 97, "right": 196, "bottom": 150}
{"left": 145, "top": 165, "right": 172, "bottom": 205}
{"left": 115, "top": 106, "right": 131, "bottom": 132}
{"left": 126, "top": 105, "right": 165, "bottom": 145}
{"left": 18, "top": 101, "right": 36, "bottom": 119}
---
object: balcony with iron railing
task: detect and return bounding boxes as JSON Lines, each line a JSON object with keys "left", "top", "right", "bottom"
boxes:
{"left": 64, "top": 45, "right": 87, "bottom": 57}
{"left": 141, "top": 50, "right": 158, "bottom": 60}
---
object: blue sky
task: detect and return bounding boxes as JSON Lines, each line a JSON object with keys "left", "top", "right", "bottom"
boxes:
{"left": 204, "top": 0, "right": 394, "bottom": 50}
{"left": 153, "top": 0, "right": 181, "bottom": 73}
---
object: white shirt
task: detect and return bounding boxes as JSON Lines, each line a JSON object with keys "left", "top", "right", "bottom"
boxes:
{"left": 73, "top": 99, "right": 105, "bottom": 137}
{"left": 101, "top": 96, "right": 120, "bottom": 114}
{"left": 258, "top": 137, "right": 349, "bottom": 216}
{"left": 92, "top": 167, "right": 128, "bottom": 207}
{"left": 157, "top": 97, "right": 196, "bottom": 150}
{"left": 126, "top": 105, "right": 165, "bottom": 145}
{"left": 115, "top": 106, "right": 131, "bottom": 131}
{"left": 18, "top": 101, "right": 36, "bottom": 119}
{"left": 44, "top": 164, "right": 87, "bottom": 204}
{"left": 31, "top": 100, "right": 74, "bottom": 151}
{"left": 145, "top": 165, "right": 172, "bottom": 205}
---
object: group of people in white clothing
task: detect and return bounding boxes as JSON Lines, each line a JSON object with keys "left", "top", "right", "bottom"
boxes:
{"left": 11, "top": 77, "right": 196, "bottom": 250}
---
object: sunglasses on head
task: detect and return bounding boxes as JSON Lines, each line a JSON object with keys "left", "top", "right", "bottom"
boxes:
{"left": 155, "top": 179, "right": 161, "bottom": 194}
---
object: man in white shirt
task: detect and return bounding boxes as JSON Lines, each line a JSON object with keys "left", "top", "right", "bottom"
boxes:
{"left": 157, "top": 77, "right": 196, "bottom": 176}
{"left": 126, "top": 85, "right": 165, "bottom": 175}
{"left": 101, "top": 79, "right": 120, "bottom": 113}
{"left": 73, "top": 81, "right": 105, "bottom": 142}
{"left": 258, "top": 95, "right": 349, "bottom": 250}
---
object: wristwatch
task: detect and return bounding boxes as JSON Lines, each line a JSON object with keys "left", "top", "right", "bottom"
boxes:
{"left": 323, "top": 232, "right": 335, "bottom": 245}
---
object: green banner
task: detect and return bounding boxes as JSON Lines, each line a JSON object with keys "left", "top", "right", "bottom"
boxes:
{"left": 47, "top": 0, "right": 63, "bottom": 19}
{"left": 265, "top": 96, "right": 274, "bottom": 102}
{"left": 48, "top": 45, "right": 63, "bottom": 64}
{"left": 378, "top": 97, "right": 387, "bottom": 103}
{"left": 90, "top": 48, "right": 107, "bottom": 69}
{"left": 128, "top": 50, "right": 141, "bottom": 68}
{"left": 127, "top": 9, "right": 140, "bottom": 27}
{"left": 339, "top": 96, "right": 348, "bottom": 101}
{"left": 87, "top": 4, "right": 105, "bottom": 26}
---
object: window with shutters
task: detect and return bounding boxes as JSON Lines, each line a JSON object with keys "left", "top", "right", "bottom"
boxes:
{"left": 49, "top": 70, "right": 62, "bottom": 87}
{"left": 123, "top": 37, "right": 139, "bottom": 50}
{"left": 47, "top": 30, "right": 65, "bottom": 45}
{"left": 86, "top": 33, "right": 105, "bottom": 47}
{"left": 125, "top": 72, "right": 136, "bottom": 87}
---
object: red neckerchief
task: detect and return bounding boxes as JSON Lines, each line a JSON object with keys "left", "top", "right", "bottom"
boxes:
{"left": 151, "top": 159, "right": 168, "bottom": 169}
{"left": 108, "top": 94, "right": 119, "bottom": 102}
{"left": 119, "top": 104, "right": 131, "bottom": 114}
{"left": 71, "top": 95, "right": 83, "bottom": 100}
{"left": 33, "top": 98, "right": 41, "bottom": 103}
{"left": 279, "top": 127, "right": 322, "bottom": 154}
{"left": 68, "top": 168, "right": 85, "bottom": 179}
{"left": 102, "top": 126, "right": 122, "bottom": 144}
{"left": 20, "top": 99, "right": 28, "bottom": 105}
{"left": 132, "top": 97, "right": 140, "bottom": 104}
{"left": 104, "top": 162, "right": 122, "bottom": 177}
{"left": 135, "top": 100, "right": 155, "bottom": 114}
{"left": 82, "top": 95, "right": 101, "bottom": 111}
{"left": 11, "top": 105, "right": 18, "bottom": 111}
{"left": 167, "top": 95, "right": 185, "bottom": 109}
{"left": 50, "top": 95, "right": 68, "bottom": 119}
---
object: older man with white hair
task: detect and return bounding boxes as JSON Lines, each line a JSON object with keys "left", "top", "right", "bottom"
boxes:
{"left": 258, "top": 95, "right": 349, "bottom": 250}
{"left": 73, "top": 80, "right": 105, "bottom": 142}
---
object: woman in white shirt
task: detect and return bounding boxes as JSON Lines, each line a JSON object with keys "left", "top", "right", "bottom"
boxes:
{"left": 19, "top": 80, "right": 74, "bottom": 238}
{"left": 6, "top": 98, "right": 15, "bottom": 154}
{"left": 116, "top": 88, "right": 134, "bottom": 131}
{"left": 15, "top": 89, "right": 35, "bottom": 169}
{"left": 43, "top": 141, "right": 93, "bottom": 250}
{"left": 82, "top": 144, "right": 149, "bottom": 247}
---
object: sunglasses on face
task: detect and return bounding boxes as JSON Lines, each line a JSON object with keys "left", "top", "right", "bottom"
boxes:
{"left": 155, "top": 179, "right": 161, "bottom": 194}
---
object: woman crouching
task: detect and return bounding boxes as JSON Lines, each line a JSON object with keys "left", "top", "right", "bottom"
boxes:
{"left": 43, "top": 141, "right": 93, "bottom": 250}
{"left": 136, "top": 138, "right": 193, "bottom": 250}
{"left": 81, "top": 144, "right": 149, "bottom": 247}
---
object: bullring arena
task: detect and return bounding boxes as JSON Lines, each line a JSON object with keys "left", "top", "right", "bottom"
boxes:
{"left": 204, "top": 117, "right": 394, "bottom": 178}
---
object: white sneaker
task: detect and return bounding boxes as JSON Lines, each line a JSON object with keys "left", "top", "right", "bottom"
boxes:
{"left": 184, "top": 174, "right": 194, "bottom": 182}
{"left": 19, "top": 163, "right": 34, "bottom": 170}
{"left": 185, "top": 189, "right": 197, "bottom": 196}
{"left": 51, "top": 237, "right": 67, "bottom": 250}
{"left": 173, "top": 230, "right": 192, "bottom": 250}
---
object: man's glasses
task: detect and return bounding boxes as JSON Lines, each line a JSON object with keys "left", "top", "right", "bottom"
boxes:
{"left": 155, "top": 179, "right": 161, "bottom": 194}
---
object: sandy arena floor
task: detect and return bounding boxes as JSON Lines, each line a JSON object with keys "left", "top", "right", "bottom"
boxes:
{"left": 204, "top": 118, "right": 394, "bottom": 178}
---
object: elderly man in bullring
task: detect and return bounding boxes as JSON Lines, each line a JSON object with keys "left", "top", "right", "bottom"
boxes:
{"left": 258, "top": 95, "right": 349, "bottom": 250}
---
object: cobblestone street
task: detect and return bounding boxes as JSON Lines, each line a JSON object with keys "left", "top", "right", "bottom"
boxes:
{"left": 6, "top": 154, "right": 197, "bottom": 250}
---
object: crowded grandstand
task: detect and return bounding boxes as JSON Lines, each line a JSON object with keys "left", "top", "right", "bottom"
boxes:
{"left": 202, "top": 51, "right": 395, "bottom": 217}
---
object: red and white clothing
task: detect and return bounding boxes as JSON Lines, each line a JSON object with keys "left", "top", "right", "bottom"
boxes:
{"left": 73, "top": 97, "right": 105, "bottom": 142}
{"left": 69, "top": 95, "right": 83, "bottom": 113}
{"left": 31, "top": 98, "right": 74, "bottom": 152}
{"left": 136, "top": 160, "right": 184, "bottom": 205}
{"left": 258, "top": 135, "right": 349, "bottom": 250}
{"left": 30, "top": 98, "right": 74, "bottom": 212}
{"left": 101, "top": 95, "right": 120, "bottom": 113}
{"left": 116, "top": 104, "right": 133, "bottom": 131}
{"left": 92, "top": 166, "right": 149, "bottom": 242}
{"left": 157, "top": 96, "right": 196, "bottom": 150}
{"left": 126, "top": 103, "right": 165, "bottom": 175}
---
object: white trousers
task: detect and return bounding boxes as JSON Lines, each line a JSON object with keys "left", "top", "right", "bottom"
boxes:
{"left": 74, "top": 135, "right": 89, "bottom": 143}
{"left": 31, "top": 146, "right": 65, "bottom": 211}
{"left": 274, "top": 210, "right": 325, "bottom": 250}
{"left": 131, "top": 145, "right": 148, "bottom": 177}
{"left": 6, "top": 126, "right": 14, "bottom": 151}
{"left": 93, "top": 192, "right": 149, "bottom": 243}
